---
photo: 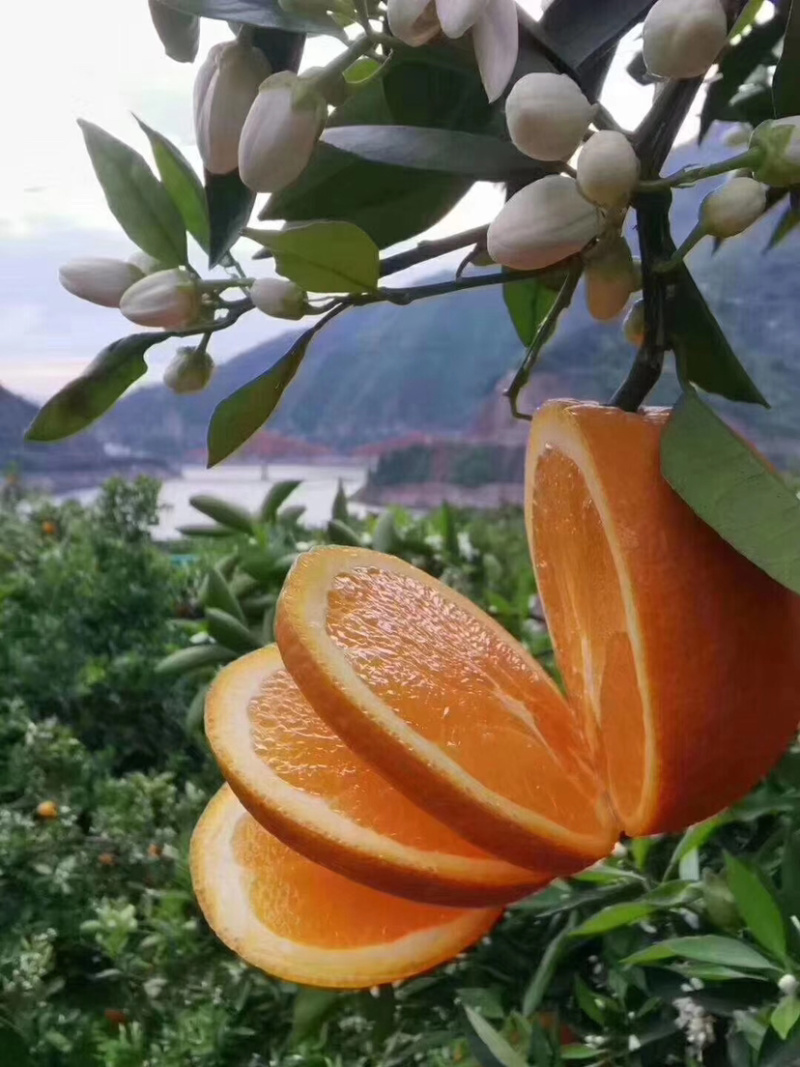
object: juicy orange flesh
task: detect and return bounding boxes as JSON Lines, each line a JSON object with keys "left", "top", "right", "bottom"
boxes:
{"left": 531, "top": 448, "right": 645, "bottom": 818}
{"left": 248, "top": 667, "right": 490, "bottom": 857}
{"left": 232, "top": 810, "right": 479, "bottom": 948}
{"left": 325, "top": 568, "right": 607, "bottom": 833}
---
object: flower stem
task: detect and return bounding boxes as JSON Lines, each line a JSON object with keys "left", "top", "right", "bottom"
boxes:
{"left": 637, "top": 146, "right": 764, "bottom": 191}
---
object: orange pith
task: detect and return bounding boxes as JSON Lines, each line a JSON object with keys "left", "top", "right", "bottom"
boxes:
{"left": 276, "top": 550, "right": 618, "bottom": 873}
{"left": 526, "top": 400, "right": 800, "bottom": 835}
{"left": 206, "top": 646, "right": 546, "bottom": 906}
{"left": 191, "top": 786, "right": 501, "bottom": 989}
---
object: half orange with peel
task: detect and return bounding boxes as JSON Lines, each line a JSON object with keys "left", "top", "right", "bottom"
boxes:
{"left": 276, "top": 548, "right": 619, "bottom": 873}
{"left": 526, "top": 400, "right": 800, "bottom": 836}
{"left": 205, "top": 645, "right": 548, "bottom": 906}
{"left": 191, "top": 786, "right": 501, "bottom": 989}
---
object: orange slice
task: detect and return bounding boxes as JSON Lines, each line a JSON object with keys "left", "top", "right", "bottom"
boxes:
{"left": 276, "top": 548, "right": 619, "bottom": 873}
{"left": 205, "top": 646, "right": 547, "bottom": 906}
{"left": 526, "top": 400, "right": 800, "bottom": 836}
{"left": 191, "top": 785, "right": 501, "bottom": 989}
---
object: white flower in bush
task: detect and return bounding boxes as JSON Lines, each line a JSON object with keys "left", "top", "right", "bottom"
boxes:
{"left": 194, "top": 41, "right": 271, "bottom": 175}
{"left": 506, "top": 73, "right": 595, "bottom": 162}
{"left": 577, "top": 131, "right": 640, "bottom": 209}
{"left": 163, "top": 346, "right": 215, "bottom": 394}
{"left": 751, "top": 116, "right": 800, "bottom": 188}
{"left": 250, "top": 277, "right": 307, "bottom": 320}
{"left": 700, "top": 177, "right": 766, "bottom": 238}
{"left": 120, "top": 268, "right": 201, "bottom": 329}
{"left": 487, "top": 175, "right": 601, "bottom": 270}
{"left": 58, "top": 258, "right": 145, "bottom": 308}
{"left": 584, "top": 234, "right": 638, "bottom": 322}
{"left": 238, "top": 72, "right": 327, "bottom": 192}
{"left": 642, "top": 0, "right": 728, "bottom": 80}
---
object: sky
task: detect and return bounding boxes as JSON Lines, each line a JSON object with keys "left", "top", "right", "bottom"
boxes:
{"left": 0, "top": 0, "right": 661, "bottom": 401}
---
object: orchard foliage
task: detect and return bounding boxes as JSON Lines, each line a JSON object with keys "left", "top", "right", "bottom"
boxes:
{"left": 5, "top": 479, "right": 800, "bottom": 1063}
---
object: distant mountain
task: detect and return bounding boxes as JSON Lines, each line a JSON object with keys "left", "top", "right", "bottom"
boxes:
{"left": 20, "top": 131, "right": 800, "bottom": 471}
{"left": 0, "top": 386, "right": 172, "bottom": 491}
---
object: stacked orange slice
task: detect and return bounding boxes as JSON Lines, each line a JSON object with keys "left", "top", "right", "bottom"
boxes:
{"left": 192, "top": 400, "right": 800, "bottom": 989}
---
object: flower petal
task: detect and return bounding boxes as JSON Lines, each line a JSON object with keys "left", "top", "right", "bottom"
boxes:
{"left": 436, "top": 0, "right": 490, "bottom": 39}
{"left": 473, "top": 0, "right": 519, "bottom": 103}
{"left": 388, "top": 0, "right": 441, "bottom": 46}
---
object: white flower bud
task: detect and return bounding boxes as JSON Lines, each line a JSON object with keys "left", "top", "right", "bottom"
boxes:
{"left": 250, "top": 277, "right": 307, "bottom": 320}
{"left": 194, "top": 41, "right": 271, "bottom": 175}
{"left": 624, "top": 299, "right": 646, "bottom": 347}
{"left": 642, "top": 0, "right": 728, "bottom": 80}
{"left": 505, "top": 73, "right": 595, "bottom": 162}
{"left": 128, "top": 251, "right": 166, "bottom": 275}
{"left": 585, "top": 235, "right": 637, "bottom": 322}
{"left": 611, "top": 841, "right": 629, "bottom": 859}
{"left": 163, "top": 346, "right": 215, "bottom": 395}
{"left": 577, "top": 131, "right": 640, "bottom": 210}
{"left": 751, "top": 116, "right": 800, "bottom": 188}
{"left": 239, "top": 71, "right": 327, "bottom": 193}
{"left": 387, "top": 0, "right": 440, "bottom": 46}
{"left": 778, "top": 974, "right": 799, "bottom": 997}
{"left": 59, "top": 258, "right": 144, "bottom": 308}
{"left": 700, "top": 177, "right": 766, "bottom": 238}
{"left": 120, "top": 268, "right": 201, "bottom": 329}
{"left": 487, "top": 175, "right": 601, "bottom": 271}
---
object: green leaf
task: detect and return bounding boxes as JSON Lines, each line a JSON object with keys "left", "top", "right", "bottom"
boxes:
{"left": 155, "top": 643, "right": 234, "bottom": 677}
{"left": 206, "top": 608, "right": 260, "bottom": 653}
{"left": 177, "top": 524, "right": 234, "bottom": 538}
{"left": 774, "top": 0, "right": 800, "bottom": 118}
{"left": 190, "top": 495, "right": 255, "bottom": 534}
{"left": 322, "top": 126, "right": 548, "bottom": 181}
{"left": 463, "top": 1008, "right": 528, "bottom": 1067}
{"left": 279, "top": 504, "right": 306, "bottom": 525}
{"left": 185, "top": 683, "right": 210, "bottom": 731}
{"left": 700, "top": 17, "right": 784, "bottom": 138}
{"left": 668, "top": 263, "right": 767, "bottom": 406}
{"left": 624, "top": 935, "right": 777, "bottom": 972}
{"left": 542, "top": 0, "right": 655, "bottom": 71}
{"left": 156, "top": 0, "right": 343, "bottom": 36}
{"left": 260, "top": 480, "right": 301, "bottom": 522}
{"left": 661, "top": 389, "right": 800, "bottom": 595}
{"left": 760, "top": 1026, "right": 800, "bottom": 1065}
{"left": 772, "top": 996, "right": 800, "bottom": 1040}
{"left": 781, "top": 833, "right": 800, "bottom": 917}
{"left": 78, "top": 120, "right": 187, "bottom": 266}
{"left": 148, "top": 0, "right": 199, "bottom": 61}
{"left": 560, "top": 1047, "right": 602, "bottom": 1061}
{"left": 136, "top": 118, "right": 210, "bottom": 251}
{"left": 665, "top": 815, "right": 729, "bottom": 877}
{"left": 291, "top": 988, "right": 341, "bottom": 1045}
{"left": 331, "top": 480, "right": 350, "bottom": 523}
{"left": 725, "top": 854, "right": 787, "bottom": 960}
{"left": 245, "top": 222, "right": 379, "bottom": 294}
{"left": 571, "top": 902, "right": 655, "bottom": 938}
{"left": 372, "top": 510, "right": 399, "bottom": 554}
{"left": 327, "top": 519, "right": 362, "bottom": 547}
{"left": 202, "top": 566, "right": 247, "bottom": 623}
{"left": 207, "top": 332, "right": 311, "bottom": 466}
{"left": 522, "top": 918, "right": 576, "bottom": 1017}
{"left": 25, "top": 334, "right": 163, "bottom": 442}
{"left": 504, "top": 278, "right": 559, "bottom": 346}
{"left": 440, "top": 501, "right": 460, "bottom": 557}
{"left": 643, "top": 881, "right": 699, "bottom": 908}
{"left": 574, "top": 976, "right": 606, "bottom": 1025}
{"left": 766, "top": 204, "right": 800, "bottom": 250}
{"left": 205, "top": 170, "right": 255, "bottom": 267}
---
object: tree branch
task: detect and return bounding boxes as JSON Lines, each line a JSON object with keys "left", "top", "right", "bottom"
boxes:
{"left": 378, "top": 227, "right": 488, "bottom": 279}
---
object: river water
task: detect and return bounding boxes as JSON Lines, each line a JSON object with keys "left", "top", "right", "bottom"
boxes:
{"left": 63, "top": 462, "right": 370, "bottom": 540}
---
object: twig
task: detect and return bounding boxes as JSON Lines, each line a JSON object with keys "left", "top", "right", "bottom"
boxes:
{"left": 379, "top": 227, "right": 488, "bottom": 278}
{"left": 505, "top": 261, "right": 583, "bottom": 420}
